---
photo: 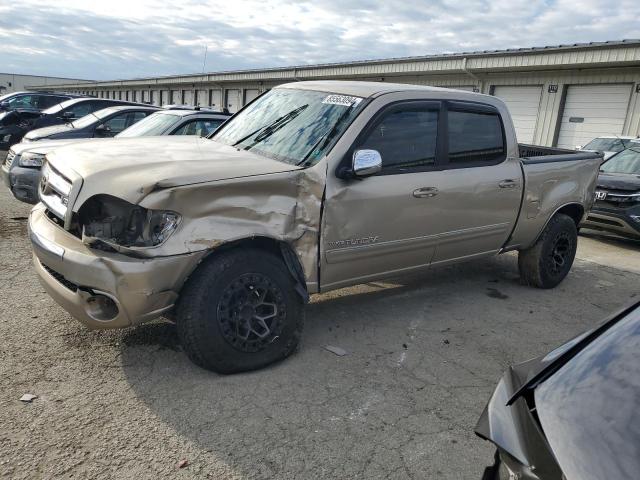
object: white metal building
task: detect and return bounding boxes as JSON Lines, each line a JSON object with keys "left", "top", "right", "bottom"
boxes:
{"left": 30, "top": 40, "right": 640, "bottom": 147}
{"left": 1, "top": 73, "right": 91, "bottom": 95}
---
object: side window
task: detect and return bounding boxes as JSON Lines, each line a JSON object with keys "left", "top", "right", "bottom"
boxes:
{"left": 100, "top": 113, "right": 130, "bottom": 135}
{"left": 65, "top": 102, "right": 94, "bottom": 119}
{"left": 38, "top": 96, "right": 64, "bottom": 109}
{"left": 447, "top": 109, "right": 505, "bottom": 165}
{"left": 358, "top": 106, "right": 439, "bottom": 172}
{"left": 7, "top": 95, "right": 37, "bottom": 109}
{"left": 173, "top": 119, "right": 223, "bottom": 136}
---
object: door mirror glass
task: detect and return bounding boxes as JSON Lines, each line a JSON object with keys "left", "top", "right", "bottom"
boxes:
{"left": 0, "top": 101, "right": 8, "bottom": 110}
{"left": 94, "top": 124, "right": 111, "bottom": 136}
{"left": 353, "top": 149, "right": 382, "bottom": 177}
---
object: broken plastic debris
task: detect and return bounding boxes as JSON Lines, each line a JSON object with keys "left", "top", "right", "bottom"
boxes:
{"left": 324, "top": 345, "right": 348, "bottom": 356}
{"left": 177, "top": 459, "right": 188, "bottom": 469}
{"left": 20, "top": 394, "right": 37, "bottom": 403}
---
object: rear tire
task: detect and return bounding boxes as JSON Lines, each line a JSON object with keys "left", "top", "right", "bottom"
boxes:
{"left": 518, "top": 213, "right": 577, "bottom": 289}
{"left": 176, "top": 249, "right": 304, "bottom": 374}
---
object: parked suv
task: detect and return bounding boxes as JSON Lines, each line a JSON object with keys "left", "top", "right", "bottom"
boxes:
{"left": 28, "top": 81, "right": 601, "bottom": 373}
{"left": 582, "top": 144, "right": 640, "bottom": 239}
{"left": 4, "top": 108, "right": 228, "bottom": 204}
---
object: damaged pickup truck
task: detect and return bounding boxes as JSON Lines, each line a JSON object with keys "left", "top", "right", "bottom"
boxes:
{"left": 29, "top": 81, "right": 602, "bottom": 373}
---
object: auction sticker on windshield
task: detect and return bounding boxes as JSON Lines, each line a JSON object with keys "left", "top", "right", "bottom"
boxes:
{"left": 322, "top": 95, "right": 362, "bottom": 107}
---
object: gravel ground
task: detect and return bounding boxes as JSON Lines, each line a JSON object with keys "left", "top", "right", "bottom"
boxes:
{"left": 1, "top": 186, "right": 638, "bottom": 480}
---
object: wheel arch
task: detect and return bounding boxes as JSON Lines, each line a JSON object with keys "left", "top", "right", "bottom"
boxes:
{"left": 185, "top": 236, "right": 310, "bottom": 302}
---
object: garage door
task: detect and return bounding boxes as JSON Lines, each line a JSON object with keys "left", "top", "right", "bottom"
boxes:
{"left": 196, "top": 89, "right": 208, "bottom": 107}
{"left": 244, "top": 89, "right": 260, "bottom": 104}
{"left": 183, "top": 90, "right": 194, "bottom": 106}
{"left": 451, "top": 86, "right": 476, "bottom": 92}
{"left": 210, "top": 90, "right": 222, "bottom": 110}
{"left": 225, "top": 89, "right": 242, "bottom": 113}
{"left": 556, "top": 84, "right": 632, "bottom": 149}
{"left": 493, "top": 86, "right": 542, "bottom": 144}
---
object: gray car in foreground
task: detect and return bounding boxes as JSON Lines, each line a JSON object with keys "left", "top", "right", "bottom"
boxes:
{"left": 2, "top": 109, "right": 230, "bottom": 204}
{"left": 28, "top": 81, "right": 601, "bottom": 373}
{"left": 476, "top": 300, "right": 640, "bottom": 480}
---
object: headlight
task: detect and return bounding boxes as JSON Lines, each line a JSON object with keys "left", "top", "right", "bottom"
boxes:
{"left": 79, "top": 194, "right": 181, "bottom": 249}
{"left": 19, "top": 151, "right": 46, "bottom": 167}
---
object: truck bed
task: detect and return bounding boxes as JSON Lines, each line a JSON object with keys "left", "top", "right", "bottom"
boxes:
{"left": 518, "top": 144, "right": 603, "bottom": 164}
{"left": 503, "top": 145, "right": 603, "bottom": 251}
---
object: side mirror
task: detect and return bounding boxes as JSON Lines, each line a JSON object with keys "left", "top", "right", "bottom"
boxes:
{"left": 0, "top": 101, "right": 9, "bottom": 110}
{"left": 353, "top": 149, "right": 382, "bottom": 177}
{"left": 575, "top": 145, "right": 582, "bottom": 150}
{"left": 61, "top": 111, "right": 74, "bottom": 119}
{"left": 94, "top": 124, "right": 111, "bottom": 136}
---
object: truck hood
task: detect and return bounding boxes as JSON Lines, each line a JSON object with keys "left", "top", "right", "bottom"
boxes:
{"left": 24, "top": 123, "right": 75, "bottom": 140}
{"left": 597, "top": 172, "right": 640, "bottom": 192}
{"left": 47, "top": 136, "right": 303, "bottom": 206}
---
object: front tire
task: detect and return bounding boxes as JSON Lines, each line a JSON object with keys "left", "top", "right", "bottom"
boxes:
{"left": 518, "top": 213, "right": 578, "bottom": 289}
{"left": 176, "top": 249, "right": 304, "bottom": 373}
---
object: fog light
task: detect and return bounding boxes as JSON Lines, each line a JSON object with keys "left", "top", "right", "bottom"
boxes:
{"left": 85, "top": 294, "right": 119, "bottom": 321}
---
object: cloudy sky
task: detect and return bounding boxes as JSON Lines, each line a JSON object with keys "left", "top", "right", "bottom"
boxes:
{"left": 1, "top": 0, "right": 638, "bottom": 81}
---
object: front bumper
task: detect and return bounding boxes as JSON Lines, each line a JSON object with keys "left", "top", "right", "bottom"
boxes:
{"left": 581, "top": 206, "right": 640, "bottom": 239}
{"left": 29, "top": 205, "right": 205, "bottom": 330}
{"left": 2, "top": 164, "right": 40, "bottom": 204}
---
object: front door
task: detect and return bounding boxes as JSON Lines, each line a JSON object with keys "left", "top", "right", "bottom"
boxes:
{"left": 321, "top": 101, "right": 442, "bottom": 290}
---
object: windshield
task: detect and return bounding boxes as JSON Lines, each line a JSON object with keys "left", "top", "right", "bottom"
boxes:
{"left": 600, "top": 148, "right": 640, "bottom": 174}
{"left": 583, "top": 137, "right": 632, "bottom": 152}
{"left": 213, "top": 88, "right": 365, "bottom": 166}
{"left": 42, "top": 98, "right": 78, "bottom": 115}
{"left": 117, "top": 112, "right": 179, "bottom": 137}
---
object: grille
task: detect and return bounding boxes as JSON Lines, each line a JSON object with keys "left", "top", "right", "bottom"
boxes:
{"left": 39, "top": 162, "right": 72, "bottom": 221}
{"left": 3, "top": 150, "right": 15, "bottom": 168}
{"left": 41, "top": 263, "right": 78, "bottom": 292}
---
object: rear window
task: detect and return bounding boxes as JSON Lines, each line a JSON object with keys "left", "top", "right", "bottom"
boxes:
{"left": 448, "top": 109, "right": 505, "bottom": 164}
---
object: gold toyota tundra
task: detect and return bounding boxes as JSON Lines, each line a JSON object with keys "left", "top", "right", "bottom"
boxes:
{"left": 28, "top": 81, "right": 602, "bottom": 373}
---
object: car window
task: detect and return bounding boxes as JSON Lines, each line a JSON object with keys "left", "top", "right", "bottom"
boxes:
{"left": 358, "top": 106, "right": 439, "bottom": 172}
{"left": 447, "top": 109, "right": 505, "bottom": 164}
{"left": 600, "top": 149, "right": 640, "bottom": 174}
{"left": 130, "top": 111, "right": 150, "bottom": 124}
{"left": 583, "top": 137, "right": 629, "bottom": 153}
{"left": 64, "top": 101, "right": 99, "bottom": 119}
{"left": 101, "top": 112, "right": 130, "bottom": 134}
{"left": 6, "top": 95, "right": 38, "bottom": 109}
{"left": 37, "top": 96, "right": 67, "bottom": 109}
{"left": 173, "top": 119, "right": 224, "bottom": 136}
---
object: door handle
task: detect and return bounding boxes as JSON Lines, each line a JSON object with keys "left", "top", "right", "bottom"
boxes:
{"left": 498, "top": 179, "right": 518, "bottom": 189}
{"left": 413, "top": 187, "right": 439, "bottom": 198}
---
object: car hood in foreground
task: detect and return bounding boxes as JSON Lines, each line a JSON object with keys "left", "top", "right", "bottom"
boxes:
{"left": 597, "top": 172, "right": 640, "bottom": 192}
{"left": 47, "top": 136, "right": 302, "bottom": 207}
{"left": 476, "top": 301, "right": 640, "bottom": 480}
{"left": 11, "top": 138, "right": 93, "bottom": 156}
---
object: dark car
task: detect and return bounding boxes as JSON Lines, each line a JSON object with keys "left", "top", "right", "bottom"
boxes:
{"left": 476, "top": 300, "right": 640, "bottom": 480}
{"left": 0, "top": 91, "right": 83, "bottom": 112}
{"left": 22, "top": 105, "right": 160, "bottom": 142}
{"left": 581, "top": 145, "right": 640, "bottom": 239}
{"left": 0, "top": 97, "right": 148, "bottom": 150}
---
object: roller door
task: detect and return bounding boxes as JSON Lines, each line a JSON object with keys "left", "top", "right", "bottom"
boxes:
{"left": 493, "top": 86, "right": 542, "bottom": 144}
{"left": 210, "top": 90, "right": 222, "bottom": 110}
{"left": 225, "top": 89, "right": 241, "bottom": 113}
{"left": 556, "top": 84, "right": 632, "bottom": 149}
{"left": 183, "top": 90, "right": 194, "bottom": 106}
{"left": 244, "top": 89, "right": 260, "bottom": 104}
{"left": 196, "top": 89, "right": 208, "bottom": 106}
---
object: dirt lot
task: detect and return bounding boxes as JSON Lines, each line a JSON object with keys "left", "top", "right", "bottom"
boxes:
{"left": 1, "top": 186, "right": 639, "bottom": 480}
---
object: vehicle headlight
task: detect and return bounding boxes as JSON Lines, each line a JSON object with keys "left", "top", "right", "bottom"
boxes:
{"left": 19, "top": 151, "right": 46, "bottom": 167}
{"left": 79, "top": 194, "right": 181, "bottom": 249}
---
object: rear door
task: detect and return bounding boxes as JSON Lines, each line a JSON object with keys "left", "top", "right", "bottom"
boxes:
{"left": 427, "top": 102, "right": 522, "bottom": 264}
{"left": 321, "top": 101, "right": 443, "bottom": 290}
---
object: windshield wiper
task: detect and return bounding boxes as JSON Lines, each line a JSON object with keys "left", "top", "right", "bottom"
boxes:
{"left": 232, "top": 104, "right": 308, "bottom": 149}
